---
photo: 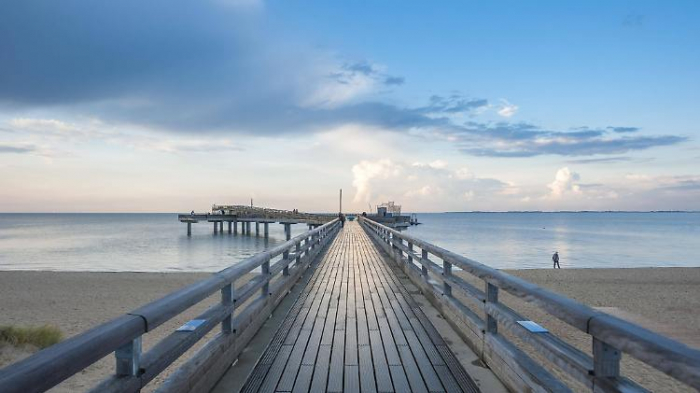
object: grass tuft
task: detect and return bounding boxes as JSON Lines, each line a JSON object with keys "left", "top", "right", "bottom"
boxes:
{"left": 0, "top": 325, "right": 63, "bottom": 349}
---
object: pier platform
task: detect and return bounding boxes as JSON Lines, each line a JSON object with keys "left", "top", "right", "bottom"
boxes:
{"left": 227, "top": 222, "right": 481, "bottom": 393}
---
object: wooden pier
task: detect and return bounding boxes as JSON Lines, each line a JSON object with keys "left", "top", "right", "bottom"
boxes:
{"left": 1, "top": 218, "right": 699, "bottom": 392}
{"left": 237, "top": 222, "right": 479, "bottom": 393}
{"left": 179, "top": 205, "right": 334, "bottom": 239}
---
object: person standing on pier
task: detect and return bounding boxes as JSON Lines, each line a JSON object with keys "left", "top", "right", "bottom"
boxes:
{"left": 552, "top": 251, "right": 561, "bottom": 269}
{"left": 339, "top": 212, "right": 346, "bottom": 227}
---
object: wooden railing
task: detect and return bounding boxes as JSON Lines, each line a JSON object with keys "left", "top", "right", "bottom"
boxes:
{"left": 0, "top": 219, "right": 340, "bottom": 393}
{"left": 360, "top": 217, "right": 700, "bottom": 392}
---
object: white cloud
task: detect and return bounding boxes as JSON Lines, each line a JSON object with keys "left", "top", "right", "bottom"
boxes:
{"left": 350, "top": 158, "right": 509, "bottom": 211}
{"left": 548, "top": 167, "right": 581, "bottom": 198}
{"left": 452, "top": 167, "right": 472, "bottom": 180}
{"left": 351, "top": 159, "right": 402, "bottom": 203}
{"left": 404, "top": 185, "right": 443, "bottom": 198}
{"left": 412, "top": 160, "right": 448, "bottom": 169}
{"left": 497, "top": 99, "right": 519, "bottom": 118}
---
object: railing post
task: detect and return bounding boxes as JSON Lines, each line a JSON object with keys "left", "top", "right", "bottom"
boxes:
{"left": 443, "top": 260, "right": 452, "bottom": 296}
{"left": 421, "top": 249, "right": 429, "bottom": 277}
{"left": 115, "top": 336, "right": 141, "bottom": 377}
{"left": 283, "top": 249, "right": 290, "bottom": 276}
{"left": 221, "top": 283, "right": 235, "bottom": 333}
{"left": 262, "top": 258, "right": 270, "bottom": 296}
{"left": 395, "top": 237, "right": 404, "bottom": 264}
{"left": 485, "top": 282, "right": 498, "bottom": 334}
{"left": 593, "top": 338, "right": 621, "bottom": 377}
{"left": 408, "top": 242, "right": 414, "bottom": 264}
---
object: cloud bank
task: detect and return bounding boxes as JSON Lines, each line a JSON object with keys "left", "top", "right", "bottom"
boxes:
{"left": 0, "top": 0, "right": 687, "bottom": 160}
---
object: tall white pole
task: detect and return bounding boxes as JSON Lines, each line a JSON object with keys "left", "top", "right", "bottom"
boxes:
{"left": 339, "top": 189, "right": 342, "bottom": 213}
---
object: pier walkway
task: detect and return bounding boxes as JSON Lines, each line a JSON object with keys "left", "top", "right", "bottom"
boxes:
{"left": 235, "top": 222, "right": 480, "bottom": 393}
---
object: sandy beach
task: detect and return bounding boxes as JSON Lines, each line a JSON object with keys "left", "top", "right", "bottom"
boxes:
{"left": 1, "top": 268, "right": 698, "bottom": 392}
{"left": 461, "top": 267, "right": 700, "bottom": 392}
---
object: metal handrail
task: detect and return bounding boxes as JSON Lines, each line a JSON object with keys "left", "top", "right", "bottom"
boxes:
{"left": 0, "top": 219, "right": 340, "bottom": 393}
{"left": 360, "top": 217, "right": 700, "bottom": 392}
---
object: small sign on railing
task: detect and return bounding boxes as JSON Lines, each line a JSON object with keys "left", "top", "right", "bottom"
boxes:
{"left": 177, "top": 319, "right": 207, "bottom": 332}
{"left": 517, "top": 320, "right": 548, "bottom": 333}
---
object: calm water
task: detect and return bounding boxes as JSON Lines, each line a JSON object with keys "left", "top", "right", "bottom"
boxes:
{"left": 406, "top": 212, "right": 700, "bottom": 269}
{"left": 0, "top": 213, "right": 697, "bottom": 272}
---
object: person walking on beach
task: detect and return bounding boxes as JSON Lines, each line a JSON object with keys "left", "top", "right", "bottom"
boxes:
{"left": 552, "top": 251, "right": 560, "bottom": 269}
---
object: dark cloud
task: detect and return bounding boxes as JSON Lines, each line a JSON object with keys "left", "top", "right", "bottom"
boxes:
{"left": 658, "top": 179, "right": 700, "bottom": 191}
{"left": 416, "top": 95, "right": 489, "bottom": 115}
{"left": 384, "top": 76, "right": 405, "bottom": 86}
{"left": 0, "top": 144, "right": 36, "bottom": 154}
{"left": 345, "top": 62, "right": 375, "bottom": 75}
{"left": 0, "top": 1, "right": 687, "bottom": 159}
{"left": 448, "top": 122, "right": 685, "bottom": 157}
{"left": 608, "top": 126, "right": 640, "bottom": 133}
{"left": 567, "top": 157, "right": 634, "bottom": 164}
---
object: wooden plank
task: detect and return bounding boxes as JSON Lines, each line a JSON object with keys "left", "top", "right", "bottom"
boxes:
{"left": 398, "top": 345, "right": 430, "bottom": 393}
{"left": 309, "top": 344, "right": 331, "bottom": 393}
{"left": 344, "top": 365, "right": 360, "bottom": 393}
{"left": 359, "top": 345, "right": 377, "bottom": 393}
{"left": 291, "top": 365, "right": 313, "bottom": 393}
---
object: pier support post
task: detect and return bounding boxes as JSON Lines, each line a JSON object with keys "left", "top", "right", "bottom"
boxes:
{"left": 255, "top": 222, "right": 259, "bottom": 236}
{"left": 233, "top": 220, "right": 238, "bottom": 235}
{"left": 228, "top": 221, "right": 232, "bottom": 234}
{"left": 264, "top": 223, "right": 269, "bottom": 238}
{"left": 421, "top": 249, "right": 429, "bottom": 277}
{"left": 115, "top": 337, "right": 141, "bottom": 377}
{"left": 262, "top": 258, "right": 270, "bottom": 296}
{"left": 187, "top": 222, "right": 191, "bottom": 236}
{"left": 395, "top": 238, "right": 404, "bottom": 265}
{"left": 283, "top": 223, "right": 291, "bottom": 240}
{"left": 213, "top": 222, "right": 218, "bottom": 234}
{"left": 219, "top": 221, "right": 224, "bottom": 233}
{"left": 246, "top": 222, "right": 251, "bottom": 235}
{"left": 485, "top": 282, "right": 498, "bottom": 334}
{"left": 443, "top": 260, "right": 452, "bottom": 296}
{"left": 295, "top": 242, "right": 301, "bottom": 268}
{"left": 221, "top": 283, "right": 235, "bottom": 333}
{"left": 593, "top": 338, "right": 621, "bottom": 377}
{"left": 283, "top": 250, "right": 290, "bottom": 276}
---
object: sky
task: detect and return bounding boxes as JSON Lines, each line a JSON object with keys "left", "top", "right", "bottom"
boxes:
{"left": 1, "top": 0, "right": 699, "bottom": 212}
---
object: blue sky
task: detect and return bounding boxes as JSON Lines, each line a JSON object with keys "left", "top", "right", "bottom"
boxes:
{"left": 0, "top": 0, "right": 698, "bottom": 212}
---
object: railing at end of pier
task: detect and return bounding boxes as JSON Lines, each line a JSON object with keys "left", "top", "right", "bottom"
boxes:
{"left": 360, "top": 217, "right": 700, "bottom": 393}
{"left": 0, "top": 219, "right": 341, "bottom": 393}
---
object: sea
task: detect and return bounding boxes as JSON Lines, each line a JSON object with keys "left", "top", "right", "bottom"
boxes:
{"left": 0, "top": 212, "right": 697, "bottom": 272}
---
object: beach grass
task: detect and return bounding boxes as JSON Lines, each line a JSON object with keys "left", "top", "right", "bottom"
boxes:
{"left": 0, "top": 324, "right": 63, "bottom": 349}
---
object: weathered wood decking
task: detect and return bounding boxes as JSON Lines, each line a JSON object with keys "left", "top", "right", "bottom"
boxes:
{"left": 238, "top": 222, "right": 479, "bottom": 393}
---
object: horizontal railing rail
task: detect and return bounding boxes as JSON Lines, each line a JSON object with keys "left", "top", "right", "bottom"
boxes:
{"left": 0, "top": 219, "right": 340, "bottom": 393}
{"left": 360, "top": 217, "right": 700, "bottom": 392}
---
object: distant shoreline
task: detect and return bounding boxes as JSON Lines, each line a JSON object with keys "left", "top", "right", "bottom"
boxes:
{"left": 443, "top": 210, "right": 699, "bottom": 214}
{"left": 0, "top": 210, "right": 698, "bottom": 214}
